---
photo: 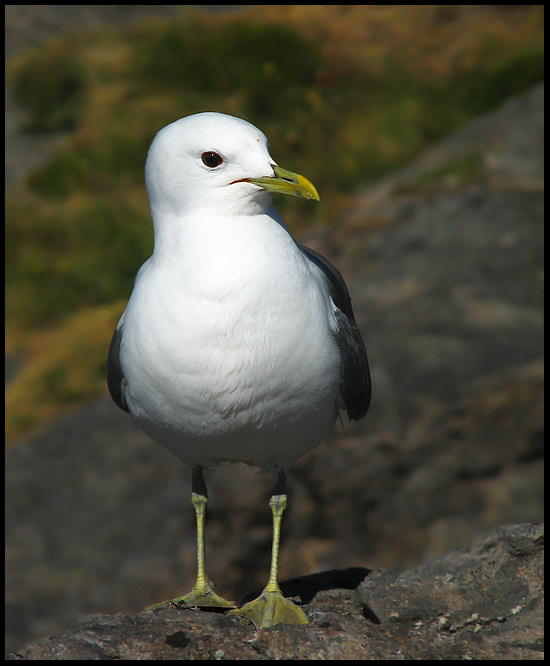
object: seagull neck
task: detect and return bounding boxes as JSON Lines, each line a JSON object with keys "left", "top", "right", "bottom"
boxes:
{"left": 149, "top": 204, "right": 291, "bottom": 264}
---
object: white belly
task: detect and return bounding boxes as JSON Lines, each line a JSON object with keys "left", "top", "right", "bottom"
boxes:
{"left": 120, "top": 233, "right": 340, "bottom": 471}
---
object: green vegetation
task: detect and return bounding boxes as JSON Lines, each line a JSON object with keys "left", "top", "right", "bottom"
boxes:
{"left": 12, "top": 38, "right": 88, "bottom": 132}
{"left": 5, "top": 6, "right": 544, "bottom": 440}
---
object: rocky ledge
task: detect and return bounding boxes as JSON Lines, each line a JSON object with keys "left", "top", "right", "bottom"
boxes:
{"left": 8, "top": 523, "right": 543, "bottom": 660}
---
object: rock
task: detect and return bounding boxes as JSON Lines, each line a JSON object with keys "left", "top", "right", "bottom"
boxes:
{"left": 294, "top": 82, "right": 544, "bottom": 576}
{"left": 8, "top": 525, "right": 543, "bottom": 659}
{"left": 360, "top": 524, "right": 544, "bottom": 659}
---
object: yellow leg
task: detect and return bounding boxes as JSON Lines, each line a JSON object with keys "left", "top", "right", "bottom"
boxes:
{"left": 230, "top": 472, "right": 308, "bottom": 628}
{"left": 147, "top": 466, "right": 236, "bottom": 610}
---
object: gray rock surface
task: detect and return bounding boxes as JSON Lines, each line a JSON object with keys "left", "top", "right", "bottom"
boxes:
{"left": 7, "top": 524, "right": 543, "bottom": 660}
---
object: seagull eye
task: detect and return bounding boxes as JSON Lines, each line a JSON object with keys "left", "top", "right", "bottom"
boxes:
{"left": 201, "top": 151, "right": 223, "bottom": 168}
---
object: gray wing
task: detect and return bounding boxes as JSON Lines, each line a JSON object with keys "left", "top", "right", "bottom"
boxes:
{"left": 107, "top": 318, "right": 130, "bottom": 413}
{"left": 299, "top": 245, "right": 371, "bottom": 421}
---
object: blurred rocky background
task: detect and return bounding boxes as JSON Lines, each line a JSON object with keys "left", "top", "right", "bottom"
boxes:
{"left": 5, "top": 5, "right": 543, "bottom": 657}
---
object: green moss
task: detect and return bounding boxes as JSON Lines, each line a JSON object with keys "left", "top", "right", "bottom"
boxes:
{"left": 456, "top": 48, "right": 544, "bottom": 117}
{"left": 12, "top": 39, "right": 88, "bottom": 133}
{"left": 133, "top": 20, "right": 321, "bottom": 118}
{"left": 6, "top": 196, "right": 152, "bottom": 328}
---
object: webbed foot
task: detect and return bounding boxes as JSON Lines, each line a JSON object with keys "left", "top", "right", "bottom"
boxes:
{"left": 147, "top": 582, "right": 236, "bottom": 610}
{"left": 230, "top": 589, "right": 308, "bottom": 628}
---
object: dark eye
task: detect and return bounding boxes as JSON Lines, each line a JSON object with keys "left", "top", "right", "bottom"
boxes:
{"left": 201, "top": 151, "right": 223, "bottom": 168}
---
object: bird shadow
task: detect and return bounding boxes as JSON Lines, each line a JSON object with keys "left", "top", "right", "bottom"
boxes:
{"left": 239, "top": 567, "right": 372, "bottom": 606}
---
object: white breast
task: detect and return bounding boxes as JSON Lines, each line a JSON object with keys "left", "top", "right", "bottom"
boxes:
{"left": 119, "top": 211, "right": 340, "bottom": 471}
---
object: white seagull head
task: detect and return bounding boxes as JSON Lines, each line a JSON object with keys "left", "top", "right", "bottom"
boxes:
{"left": 145, "top": 112, "right": 318, "bottom": 219}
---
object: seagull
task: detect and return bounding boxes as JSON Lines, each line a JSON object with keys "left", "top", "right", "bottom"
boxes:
{"left": 107, "top": 112, "right": 371, "bottom": 628}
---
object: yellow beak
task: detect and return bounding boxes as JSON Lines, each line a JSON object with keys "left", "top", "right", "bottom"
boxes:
{"left": 245, "top": 165, "right": 320, "bottom": 201}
